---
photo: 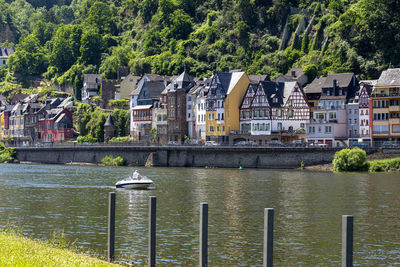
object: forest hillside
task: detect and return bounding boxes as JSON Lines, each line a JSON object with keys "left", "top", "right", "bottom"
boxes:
{"left": 1, "top": 0, "right": 399, "bottom": 98}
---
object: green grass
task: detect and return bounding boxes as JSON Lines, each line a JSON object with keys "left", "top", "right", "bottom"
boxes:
{"left": 368, "top": 157, "right": 400, "bottom": 172}
{"left": 0, "top": 231, "right": 121, "bottom": 266}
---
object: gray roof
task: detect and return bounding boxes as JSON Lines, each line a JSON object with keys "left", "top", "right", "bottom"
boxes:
{"left": 248, "top": 75, "right": 268, "bottom": 83}
{"left": 84, "top": 74, "right": 102, "bottom": 84}
{"left": 104, "top": 115, "right": 115, "bottom": 126}
{"left": 259, "top": 81, "right": 285, "bottom": 108}
{"left": 376, "top": 68, "right": 400, "bottom": 85}
{"left": 303, "top": 77, "right": 325, "bottom": 94}
{"left": 142, "top": 81, "right": 165, "bottom": 99}
{"left": 0, "top": 47, "right": 14, "bottom": 58}
{"left": 174, "top": 70, "right": 195, "bottom": 88}
{"left": 323, "top": 73, "right": 354, "bottom": 88}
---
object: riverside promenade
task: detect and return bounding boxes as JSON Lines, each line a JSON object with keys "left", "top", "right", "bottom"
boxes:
{"left": 13, "top": 145, "right": 377, "bottom": 168}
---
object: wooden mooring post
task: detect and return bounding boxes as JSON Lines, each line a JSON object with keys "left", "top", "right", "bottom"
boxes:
{"left": 342, "top": 215, "right": 354, "bottom": 267}
{"left": 108, "top": 192, "right": 116, "bottom": 262}
{"left": 263, "top": 208, "right": 274, "bottom": 267}
{"left": 149, "top": 196, "right": 157, "bottom": 267}
{"left": 200, "top": 202, "right": 208, "bottom": 267}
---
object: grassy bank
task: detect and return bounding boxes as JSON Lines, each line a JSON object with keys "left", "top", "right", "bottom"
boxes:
{"left": 368, "top": 157, "right": 400, "bottom": 172}
{"left": 0, "top": 231, "right": 120, "bottom": 266}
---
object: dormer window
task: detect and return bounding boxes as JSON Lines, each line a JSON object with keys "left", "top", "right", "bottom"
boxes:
{"left": 327, "top": 90, "right": 331, "bottom": 96}
{"left": 273, "top": 97, "right": 278, "bottom": 103}
{"left": 339, "top": 89, "right": 343, "bottom": 96}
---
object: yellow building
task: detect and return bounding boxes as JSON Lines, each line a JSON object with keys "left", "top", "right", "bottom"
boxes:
{"left": 0, "top": 112, "right": 5, "bottom": 141}
{"left": 371, "top": 69, "right": 400, "bottom": 142}
{"left": 205, "top": 71, "right": 250, "bottom": 144}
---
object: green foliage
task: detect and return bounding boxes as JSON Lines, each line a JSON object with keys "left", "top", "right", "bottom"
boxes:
{"left": 369, "top": 158, "right": 400, "bottom": 172}
{"left": 112, "top": 108, "right": 129, "bottom": 136}
{"left": 2, "top": 0, "right": 400, "bottom": 87}
{"left": 109, "top": 136, "right": 130, "bottom": 143}
{"left": 76, "top": 135, "right": 97, "bottom": 144}
{"left": 0, "top": 142, "right": 15, "bottom": 163}
{"left": 108, "top": 99, "right": 129, "bottom": 107}
{"left": 101, "top": 155, "right": 126, "bottom": 166}
{"left": 8, "top": 34, "right": 49, "bottom": 76}
{"left": 333, "top": 147, "right": 368, "bottom": 172}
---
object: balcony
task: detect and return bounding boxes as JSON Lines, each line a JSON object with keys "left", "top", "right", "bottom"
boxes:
{"left": 390, "top": 118, "right": 400, "bottom": 124}
{"left": 389, "top": 106, "right": 400, "bottom": 112}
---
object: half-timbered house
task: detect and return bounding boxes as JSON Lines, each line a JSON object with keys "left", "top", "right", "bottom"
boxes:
{"left": 359, "top": 80, "right": 375, "bottom": 142}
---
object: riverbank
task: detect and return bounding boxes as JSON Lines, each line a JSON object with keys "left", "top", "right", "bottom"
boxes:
{"left": 0, "top": 231, "right": 120, "bottom": 266}
{"left": 304, "top": 152, "right": 400, "bottom": 172}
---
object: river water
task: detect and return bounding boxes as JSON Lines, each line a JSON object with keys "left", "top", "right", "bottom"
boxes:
{"left": 0, "top": 163, "right": 399, "bottom": 266}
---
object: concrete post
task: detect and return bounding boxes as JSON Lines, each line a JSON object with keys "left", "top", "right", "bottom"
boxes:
{"left": 342, "top": 215, "right": 353, "bottom": 267}
{"left": 263, "top": 208, "right": 274, "bottom": 267}
{"left": 200, "top": 203, "right": 208, "bottom": 267}
{"left": 108, "top": 192, "right": 116, "bottom": 262}
{"left": 149, "top": 196, "right": 156, "bottom": 267}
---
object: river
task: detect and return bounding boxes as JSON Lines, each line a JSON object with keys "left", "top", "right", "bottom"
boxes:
{"left": 0, "top": 164, "right": 399, "bottom": 265}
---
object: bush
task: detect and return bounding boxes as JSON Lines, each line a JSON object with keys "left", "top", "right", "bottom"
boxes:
{"left": 0, "top": 142, "right": 15, "bottom": 163}
{"left": 333, "top": 147, "right": 368, "bottom": 172}
{"left": 109, "top": 136, "right": 130, "bottom": 143}
{"left": 108, "top": 99, "right": 129, "bottom": 107}
{"left": 76, "top": 135, "right": 97, "bottom": 144}
{"left": 369, "top": 158, "right": 400, "bottom": 172}
{"left": 101, "top": 155, "right": 126, "bottom": 166}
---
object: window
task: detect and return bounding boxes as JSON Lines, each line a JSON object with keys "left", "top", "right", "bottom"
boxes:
{"left": 278, "top": 122, "right": 282, "bottom": 130}
{"left": 209, "top": 126, "right": 213, "bottom": 132}
{"left": 217, "top": 113, "right": 220, "bottom": 120}
{"left": 360, "top": 110, "right": 364, "bottom": 115}
{"left": 222, "top": 126, "right": 225, "bottom": 132}
{"left": 325, "top": 126, "right": 332, "bottom": 133}
{"left": 212, "top": 114, "right": 214, "bottom": 120}
{"left": 327, "top": 90, "right": 331, "bottom": 96}
{"left": 217, "top": 126, "right": 219, "bottom": 132}
{"left": 318, "top": 126, "right": 321, "bottom": 133}
{"left": 273, "top": 97, "right": 278, "bottom": 103}
{"left": 208, "top": 114, "right": 211, "bottom": 120}
{"left": 221, "top": 113, "right": 224, "bottom": 120}
{"left": 339, "top": 89, "right": 343, "bottom": 95}
{"left": 300, "top": 123, "right": 305, "bottom": 128}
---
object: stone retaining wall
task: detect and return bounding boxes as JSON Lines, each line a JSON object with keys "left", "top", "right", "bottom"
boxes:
{"left": 14, "top": 146, "right": 374, "bottom": 169}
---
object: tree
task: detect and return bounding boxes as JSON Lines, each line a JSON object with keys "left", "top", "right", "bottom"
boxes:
{"left": 79, "top": 29, "right": 104, "bottom": 66}
{"left": 8, "top": 34, "right": 48, "bottom": 76}
{"left": 85, "top": 1, "right": 115, "bottom": 35}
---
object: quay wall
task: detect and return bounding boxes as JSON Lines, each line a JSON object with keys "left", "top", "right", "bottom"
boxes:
{"left": 13, "top": 146, "right": 372, "bottom": 168}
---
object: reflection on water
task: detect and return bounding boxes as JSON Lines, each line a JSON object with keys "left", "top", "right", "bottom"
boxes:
{"left": 0, "top": 164, "right": 399, "bottom": 265}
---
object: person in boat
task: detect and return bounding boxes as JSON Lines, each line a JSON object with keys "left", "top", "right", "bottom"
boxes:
{"left": 132, "top": 170, "right": 142, "bottom": 180}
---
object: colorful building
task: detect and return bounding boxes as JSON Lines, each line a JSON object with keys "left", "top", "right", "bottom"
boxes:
{"left": 206, "top": 71, "right": 250, "bottom": 144}
{"left": 37, "top": 108, "right": 74, "bottom": 143}
{"left": 371, "top": 68, "right": 400, "bottom": 143}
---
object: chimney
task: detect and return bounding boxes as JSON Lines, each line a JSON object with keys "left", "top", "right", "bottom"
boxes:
{"left": 333, "top": 79, "right": 337, "bottom": 95}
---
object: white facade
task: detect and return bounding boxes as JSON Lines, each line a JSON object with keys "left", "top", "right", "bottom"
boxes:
{"left": 194, "top": 93, "right": 207, "bottom": 140}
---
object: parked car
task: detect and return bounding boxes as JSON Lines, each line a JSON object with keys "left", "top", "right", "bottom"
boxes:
{"left": 167, "top": 141, "right": 179, "bottom": 146}
{"left": 268, "top": 140, "right": 285, "bottom": 147}
{"left": 351, "top": 141, "right": 369, "bottom": 149}
{"left": 309, "top": 141, "right": 328, "bottom": 148}
{"left": 205, "top": 141, "right": 220, "bottom": 146}
{"left": 234, "top": 141, "right": 258, "bottom": 146}
{"left": 184, "top": 140, "right": 202, "bottom": 146}
{"left": 291, "top": 140, "right": 306, "bottom": 147}
{"left": 381, "top": 141, "right": 399, "bottom": 148}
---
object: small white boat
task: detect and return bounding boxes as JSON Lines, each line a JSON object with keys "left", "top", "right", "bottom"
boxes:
{"left": 115, "top": 176, "right": 154, "bottom": 189}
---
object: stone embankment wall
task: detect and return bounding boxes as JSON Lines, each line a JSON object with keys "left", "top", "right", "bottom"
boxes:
{"left": 14, "top": 146, "right": 375, "bottom": 169}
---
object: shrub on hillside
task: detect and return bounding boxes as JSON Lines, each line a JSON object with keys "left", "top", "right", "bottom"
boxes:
{"left": 333, "top": 147, "right": 368, "bottom": 172}
{"left": 109, "top": 136, "right": 130, "bottom": 143}
{"left": 76, "top": 135, "right": 97, "bottom": 144}
{"left": 101, "top": 155, "right": 126, "bottom": 166}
